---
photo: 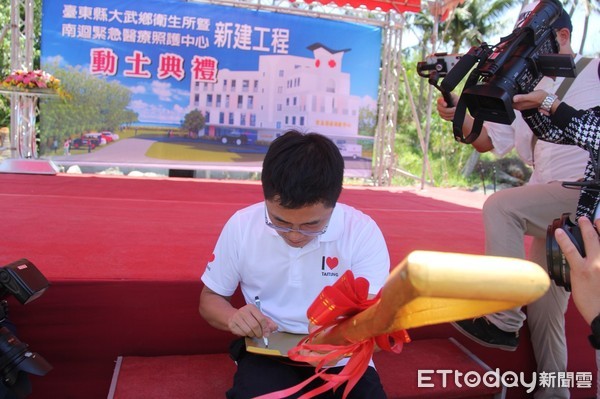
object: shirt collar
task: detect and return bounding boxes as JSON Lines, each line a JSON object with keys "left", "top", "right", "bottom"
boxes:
{"left": 318, "top": 204, "right": 343, "bottom": 242}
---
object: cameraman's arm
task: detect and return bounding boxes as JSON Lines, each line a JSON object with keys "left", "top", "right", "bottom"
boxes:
{"left": 514, "top": 90, "right": 600, "bottom": 149}
{"left": 436, "top": 94, "right": 494, "bottom": 152}
{"left": 555, "top": 216, "right": 600, "bottom": 325}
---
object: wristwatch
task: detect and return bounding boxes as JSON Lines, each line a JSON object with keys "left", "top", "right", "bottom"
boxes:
{"left": 590, "top": 313, "right": 600, "bottom": 350}
{"left": 539, "top": 93, "right": 558, "bottom": 115}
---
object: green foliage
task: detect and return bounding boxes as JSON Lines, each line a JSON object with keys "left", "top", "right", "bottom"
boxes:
{"left": 358, "top": 106, "right": 376, "bottom": 137}
{"left": 395, "top": 55, "right": 480, "bottom": 187}
{"left": 181, "top": 109, "right": 206, "bottom": 134}
{"left": 38, "top": 65, "right": 137, "bottom": 153}
{"left": 443, "top": 0, "right": 518, "bottom": 52}
{"left": 398, "top": 0, "right": 597, "bottom": 188}
{"left": 395, "top": 0, "right": 524, "bottom": 188}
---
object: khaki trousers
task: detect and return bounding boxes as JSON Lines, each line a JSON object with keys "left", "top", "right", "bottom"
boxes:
{"left": 480, "top": 182, "right": 599, "bottom": 399}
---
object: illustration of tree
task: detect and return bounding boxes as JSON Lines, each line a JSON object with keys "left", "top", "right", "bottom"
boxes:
{"left": 38, "top": 65, "right": 137, "bottom": 153}
{"left": 181, "top": 110, "right": 206, "bottom": 135}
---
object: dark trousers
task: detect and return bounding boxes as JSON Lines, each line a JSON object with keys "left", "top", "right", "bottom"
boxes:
{"left": 226, "top": 338, "right": 387, "bottom": 399}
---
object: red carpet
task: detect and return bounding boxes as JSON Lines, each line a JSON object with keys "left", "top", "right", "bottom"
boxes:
{"left": 0, "top": 173, "right": 595, "bottom": 398}
{"left": 109, "top": 353, "right": 237, "bottom": 398}
{"left": 110, "top": 339, "right": 501, "bottom": 399}
{"left": 0, "top": 173, "right": 486, "bottom": 280}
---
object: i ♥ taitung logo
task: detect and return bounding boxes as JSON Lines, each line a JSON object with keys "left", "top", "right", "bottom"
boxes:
{"left": 325, "top": 256, "right": 338, "bottom": 270}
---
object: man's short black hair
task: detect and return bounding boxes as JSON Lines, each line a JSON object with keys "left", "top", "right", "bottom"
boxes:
{"left": 261, "top": 130, "right": 344, "bottom": 209}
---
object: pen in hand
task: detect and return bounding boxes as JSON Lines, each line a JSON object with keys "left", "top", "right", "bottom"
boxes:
{"left": 254, "top": 296, "right": 269, "bottom": 348}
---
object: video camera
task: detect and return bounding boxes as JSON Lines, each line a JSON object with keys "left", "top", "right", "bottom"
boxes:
{"left": 418, "top": 0, "right": 576, "bottom": 144}
{"left": 546, "top": 213, "right": 580, "bottom": 291}
{"left": 545, "top": 151, "right": 600, "bottom": 292}
{"left": 0, "top": 259, "right": 52, "bottom": 399}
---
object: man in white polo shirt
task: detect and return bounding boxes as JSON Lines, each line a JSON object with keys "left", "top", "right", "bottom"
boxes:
{"left": 199, "top": 130, "right": 390, "bottom": 398}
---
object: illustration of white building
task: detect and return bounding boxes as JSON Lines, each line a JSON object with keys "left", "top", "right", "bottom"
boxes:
{"left": 189, "top": 43, "right": 364, "bottom": 145}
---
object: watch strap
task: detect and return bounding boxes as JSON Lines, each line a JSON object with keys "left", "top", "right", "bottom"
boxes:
{"left": 539, "top": 93, "right": 558, "bottom": 114}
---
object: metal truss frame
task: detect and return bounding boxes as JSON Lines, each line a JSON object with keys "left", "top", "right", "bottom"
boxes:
{"left": 8, "top": 0, "right": 36, "bottom": 159}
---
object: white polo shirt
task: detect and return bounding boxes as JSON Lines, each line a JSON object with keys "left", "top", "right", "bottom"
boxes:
{"left": 201, "top": 201, "right": 390, "bottom": 334}
{"left": 485, "top": 55, "right": 599, "bottom": 184}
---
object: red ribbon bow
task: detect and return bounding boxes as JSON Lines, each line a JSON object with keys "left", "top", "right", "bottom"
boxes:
{"left": 256, "top": 270, "right": 410, "bottom": 399}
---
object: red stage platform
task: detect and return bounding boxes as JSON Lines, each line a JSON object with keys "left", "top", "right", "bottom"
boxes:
{"left": 0, "top": 173, "right": 595, "bottom": 398}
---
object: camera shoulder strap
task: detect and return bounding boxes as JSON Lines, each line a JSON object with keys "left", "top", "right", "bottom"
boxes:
{"left": 452, "top": 95, "right": 482, "bottom": 144}
{"left": 555, "top": 57, "right": 592, "bottom": 99}
{"left": 452, "top": 71, "right": 485, "bottom": 144}
{"left": 531, "top": 57, "right": 593, "bottom": 155}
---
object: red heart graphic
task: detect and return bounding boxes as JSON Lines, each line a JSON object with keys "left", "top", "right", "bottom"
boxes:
{"left": 209, "top": 253, "right": 215, "bottom": 263}
{"left": 326, "top": 257, "right": 338, "bottom": 269}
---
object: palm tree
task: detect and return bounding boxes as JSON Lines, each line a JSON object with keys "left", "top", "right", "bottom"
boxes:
{"left": 442, "top": 0, "right": 519, "bottom": 53}
{"left": 566, "top": 0, "right": 600, "bottom": 55}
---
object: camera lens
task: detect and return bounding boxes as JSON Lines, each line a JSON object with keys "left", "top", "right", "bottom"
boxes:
{"left": 546, "top": 213, "right": 584, "bottom": 292}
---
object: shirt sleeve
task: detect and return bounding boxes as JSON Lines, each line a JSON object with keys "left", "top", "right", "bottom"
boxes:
{"left": 485, "top": 120, "right": 517, "bottom": 157}
{"left": 201, "top": 213, "right": 242, "bottom": 297}
{"left": 522, "top": 105, "right": 600, "bottom": 219}
{"left": 348, "top": 216, "right": 390, "bottom": 295}
{"left": 485, "top": 116, "right": 536, "bottom": 166}
{"left": 522, "top": 104, "right": 600, "bottom": 149}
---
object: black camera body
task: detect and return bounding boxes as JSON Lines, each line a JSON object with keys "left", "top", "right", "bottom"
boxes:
{"left": 0, "top": 260, "right": 49, "bottom": 306}
{"left": 460, "top": 39, "right": 570, "bottom": 126}
{"left": 421, "top": 0, "right": 576, "bottom": 144}
{"left": 0, "top": 260, "right": 52, "bottom": 398}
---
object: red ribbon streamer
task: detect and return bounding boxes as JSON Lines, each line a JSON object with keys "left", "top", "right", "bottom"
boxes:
{"left": 255, "top": 270, "right": 411, "bottom": 399}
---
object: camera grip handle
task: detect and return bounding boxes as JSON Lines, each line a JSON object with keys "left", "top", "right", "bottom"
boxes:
{"left": 442, "top": 90, "right": 454, "bottom": 108}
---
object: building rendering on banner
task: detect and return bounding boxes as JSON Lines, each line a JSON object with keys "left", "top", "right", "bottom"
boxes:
{"left": 189, "top": 43, "right": 364, "bottom": 146}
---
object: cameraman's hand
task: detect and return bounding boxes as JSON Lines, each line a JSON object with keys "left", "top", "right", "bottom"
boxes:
{"left": 436, "top": 93, "right": 459, "bottom": 121}
{"left": 435, "top": 92, "right": 493, "bottom": 153}
{"left": 555, "top": 216, "right": 600, "bottom": 324}
{"left": 513, "top": 90, "right": 549, "bottom": 111}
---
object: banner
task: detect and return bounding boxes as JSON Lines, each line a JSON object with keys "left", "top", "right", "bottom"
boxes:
{"left": 40, "top": 0, "right": 382, "bottom": 177}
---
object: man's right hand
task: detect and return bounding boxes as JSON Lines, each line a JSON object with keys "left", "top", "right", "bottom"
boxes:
{"left": 556, "top": 216, "right": 600, "bottom": 325}
{"left": 227, "top": 303, "right": 278, "bottom": 339}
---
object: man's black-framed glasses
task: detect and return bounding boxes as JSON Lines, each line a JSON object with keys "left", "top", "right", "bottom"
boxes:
{"left": 264, "top": 207, "right": 329, "bottom": 237}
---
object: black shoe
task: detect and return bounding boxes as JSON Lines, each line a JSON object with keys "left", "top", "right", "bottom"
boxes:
{"left": 451, "top": 317, "right": 519, "bottom": 351}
